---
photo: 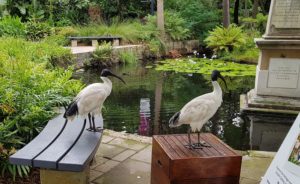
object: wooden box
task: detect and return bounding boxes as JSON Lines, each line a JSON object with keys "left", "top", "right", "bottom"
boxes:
{"left": 151, "top": 133, "right": 242, "bottom": 184}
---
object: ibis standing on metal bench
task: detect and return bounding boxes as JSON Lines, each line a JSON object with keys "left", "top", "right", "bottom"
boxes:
{"left": 169, "top": 70, "right": 227, "bottom": 149}
{"left": 64, "top": 69, "right": 126, "bottom": 132}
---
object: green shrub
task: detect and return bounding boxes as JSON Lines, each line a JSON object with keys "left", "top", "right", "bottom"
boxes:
{"left": 0, "top": 37, "right": 83, "bottom": 179}
{"left": 119, "top": 51, "right": 138, "bottom": 64}
{"left": 25, "top": 21, "right": 53, "bottom": 41}
{"left": 205, "top": 24, "right": 246, "bottom": 54}
{"left": 165, "top": 0, "right": 219, "bottom": 40}
{"left": 0, "top": 16, "right": 25, "bottom": 37}
{"left": 241, "top": 13, "right": 268, "bottom": 33}
{"left": 146, "top": 11, "right": 191, "bottom": 41}
{"left": 89, "top": 42, "right": 113, "bottom": 66}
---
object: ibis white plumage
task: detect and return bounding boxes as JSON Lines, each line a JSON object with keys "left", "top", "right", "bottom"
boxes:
{"left": 64, "top": 69, "right": 125, "bottom": 132}
{"left": 169, "top": 70, "right": 227, "bottom": 149}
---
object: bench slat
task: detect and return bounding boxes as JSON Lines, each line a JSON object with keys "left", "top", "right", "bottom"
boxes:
{"left": 9, "top": 114, "right": 67, "bottom": 166}
{"left": 68, "top": 36, "right": 121, "bottom": 40}
{"left": 58, "top": 116, "right": 103, "bottom": 171}
{"left": 33, "top": 117, "right": 86, "bottom": 169}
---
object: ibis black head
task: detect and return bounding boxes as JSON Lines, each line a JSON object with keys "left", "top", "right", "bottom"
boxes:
{"left": 101, "top": 69, "right": 126, "bottom": 84}
{"left": 211, "top": 70, "right": 227, "bottom": 89}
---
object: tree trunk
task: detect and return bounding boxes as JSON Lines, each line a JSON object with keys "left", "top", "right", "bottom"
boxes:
{"left": 252, "top": 0, "right": 259, "bottom": 18}
{"left": 223, "top": 0, "right": 230, "bottom": 28}
{"left": 233, "top": 0, "right": 239, "bottom": 24}
{"left": 157, "top": 0, "right": 165, "bottom": 38}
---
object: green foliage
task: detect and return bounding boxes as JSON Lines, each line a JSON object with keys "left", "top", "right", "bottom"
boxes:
{"left": 147, "top": 11, "right": 191, "bottom": 41}
{"left": 0, "top": 37, "right": 83, "bottom": 178}
{"left": 220, "top": 30, "right": 261, "bottom": 63}
{"left": 119, "top": 51, "right": 138, "bottom": 64}
{"left": 241, "top": 13, "right": 268, "bottom": 33}
{"left": 155, "top": 58, "right": 256, "bottom": 77}
{"left": 90, "top": 42, "right": 113, "bottom": 66}
{"left": 165, "top": 0, "right": 219, "bottom": 40}
{"left": 0, "top": 16, "right": 25, "bottom": 37}
{"left": 25, "top": 20, "right": 53, "bottom": 41}
{"left": 205, "top": 24, "right": 247, "bottom": 54}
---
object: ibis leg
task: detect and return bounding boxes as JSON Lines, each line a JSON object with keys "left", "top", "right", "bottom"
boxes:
{"left": 184, "top": 127, "right": 193, "bottom": 149}
{"left": 92, "top": 115, "right": 103, "bottom": 132}
{"left": 192, "top": 131, "right": 211, "bottom": 148}
{"left": 86, "top": 113, "right": 93, "bottom": 131}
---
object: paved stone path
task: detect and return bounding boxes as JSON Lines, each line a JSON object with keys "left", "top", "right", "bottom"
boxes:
{"left": 90, "top": 130, "right": 274, "bottom": 184}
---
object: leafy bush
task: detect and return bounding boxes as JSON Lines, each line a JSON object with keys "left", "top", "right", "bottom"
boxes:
{"left": 0, "top": 16, "right": 25, "bottom": 37}
{"left": 89, "top": 42, "right": 113, "bottom": 66}
{"left": 205, "top": 24, "right": 246, "bottom": 54}
{"left": 0, "top": 38, "right": 83, "bottom": 179}
{"left": 119, "top": 51, "right": 138, "bottom": 64}
{"left": 146, "top": 11, "right": 191, "bottom": 41}
{"left": 165, "top": 0, "right": 220, "bottom": 40}
{"left": 241, "top": 13, "right": 268, "bottom": 33}
{"left": 25, "top": 21, "right": 53, "bottom": 41}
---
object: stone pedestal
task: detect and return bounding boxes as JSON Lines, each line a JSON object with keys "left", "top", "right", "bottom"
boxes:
{"left": 255, "top": 39, "right": 300, "bottom": 98}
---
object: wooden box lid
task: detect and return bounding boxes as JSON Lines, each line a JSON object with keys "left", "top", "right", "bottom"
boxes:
{"left": 152, "top": 133, "right": 242, "bottom": 181}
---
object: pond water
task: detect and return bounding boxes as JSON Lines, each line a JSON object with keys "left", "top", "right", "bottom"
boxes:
{"left": 75, "top": 62, "right": 294, "bottom": 151}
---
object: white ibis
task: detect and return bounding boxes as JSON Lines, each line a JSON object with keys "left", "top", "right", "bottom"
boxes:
{"left": 64, "top": 69, "right": 125, "bottom": 132}
{"left": 169, "top": 70, "right": 227, "bottom": 149}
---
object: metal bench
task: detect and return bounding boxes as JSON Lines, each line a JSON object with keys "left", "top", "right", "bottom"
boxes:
{"left": 9, "top": 114, "right": 103, "bottom": 184}
{"left": 68, "top": 36, "right": 122, "bottom": 47}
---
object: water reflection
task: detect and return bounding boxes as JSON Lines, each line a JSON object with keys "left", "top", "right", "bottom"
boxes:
{"left": 73, "top": 63, "right": 293, "bottom": 151}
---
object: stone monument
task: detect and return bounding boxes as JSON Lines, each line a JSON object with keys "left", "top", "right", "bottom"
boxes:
{"left": 241, "top": 0, "right": 300, "bottom": 148}
{"left": 255, "top": 0, "right": 300, "bottom": 98}
{"left": 241, "top": 0, "right": 300, "bottom": 115}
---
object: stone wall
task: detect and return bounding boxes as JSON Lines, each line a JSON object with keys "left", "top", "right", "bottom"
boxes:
{"left": 165, "top": 40, "right": 200, "bottom": 54}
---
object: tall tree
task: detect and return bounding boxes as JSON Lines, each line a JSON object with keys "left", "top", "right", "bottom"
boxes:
{"left": 234, "top": 0, "right": 240, "bottom": 24}
{"left": 252, "top": 0, "right": 259, "bottom": 18}
{"left": 223, "top": 0, "right": 230, "bottom": 28}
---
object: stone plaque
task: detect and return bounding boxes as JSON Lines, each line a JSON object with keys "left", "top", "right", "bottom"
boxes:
{"left": 272, "top": 0, "right": 300, "bottom": 29}
{"left": 268, "top": 58, "right": 300, "bottom": 89}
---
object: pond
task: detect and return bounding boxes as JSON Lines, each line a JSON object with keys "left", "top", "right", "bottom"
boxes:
{"left": 74, "top": 61, "right": 293, "bottom": 151}
{"left": 77, "top": 61, "right": 294, "bottom": 151}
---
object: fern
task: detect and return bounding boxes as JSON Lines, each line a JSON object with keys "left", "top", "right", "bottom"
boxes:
{"left": 205, "top": 24, "right": 246, "bottom": 54}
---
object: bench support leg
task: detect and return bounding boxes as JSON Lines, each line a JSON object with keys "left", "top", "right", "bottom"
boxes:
{"left": 92, "top": 40, "right": 98, "bottom": 47}
{"left": 71, "top": 40, "right": 78, "bottom": 47}
{"left": 40, "top": 167, "right": 90, "bottom": 184}
{"left": 112, "top": 39, "right": 120, "bottom": 46}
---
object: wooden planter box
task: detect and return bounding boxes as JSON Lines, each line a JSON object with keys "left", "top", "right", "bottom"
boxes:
{"left": 151, "top": 133, "right": 242, "bottom": 184}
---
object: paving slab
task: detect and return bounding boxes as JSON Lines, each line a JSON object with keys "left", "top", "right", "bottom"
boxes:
{"left": 93, "top": 159, "right": 151, "bottom": 184}
{"left": 109, "top": 138, "right": 148, "bottom": 151}
{"left": 131, "top": 145, "right": 152, "bottom": 163}
{"left": 101, "top": 135, "right": 114, "bottom": 144}
{"left": 91, "top": 157, "right": 109, "bottom": 169}
{"left": 112, "top": 149, "right": 136, "bottom": 162}
{"left": 96, "top": 143, "right": 126, "bottom": 159}
{"left": 240, "top": 177, "right": 260, "bottom": 184}
{"left": 240, "top": 155, "right": 273, "bottom": 182}
{"left": 93, "top": 160, "right": 120, "bottom": 173}
{"left": 90, "top": 170, "right": 104, "bottom": 181}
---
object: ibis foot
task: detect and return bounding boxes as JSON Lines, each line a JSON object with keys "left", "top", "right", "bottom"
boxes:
{"left": 86, "top": 127, "right": 94, "bottom": 132}
{"left": 92, "top": 127, "right": 103, "bottom": 132}
{"left": 184, "top": 144, "right": 203, "bottom": 149}
{"left": 191, "top": 141, "right": 211, "bottom": 149}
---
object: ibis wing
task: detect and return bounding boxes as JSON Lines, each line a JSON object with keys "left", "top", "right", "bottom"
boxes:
{"left": 76, "top": 87, "right": 109, "bottom": 115}
{"left": 179, "top": 97, "right": 215, "bottom": 124}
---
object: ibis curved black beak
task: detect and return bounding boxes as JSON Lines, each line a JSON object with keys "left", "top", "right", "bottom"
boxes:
{"left": 110, "top": 73, "right": 126, "bottom": 84}
{"left": 218, "top": 74, "right": 227, "bottom": 90}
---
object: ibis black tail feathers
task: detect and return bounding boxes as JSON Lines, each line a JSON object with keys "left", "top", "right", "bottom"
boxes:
{"left": 169, "top": 111, "right": 181, "bottom": 128}
{"left": 63, "top": 101, "right": 78, "bottom": 120}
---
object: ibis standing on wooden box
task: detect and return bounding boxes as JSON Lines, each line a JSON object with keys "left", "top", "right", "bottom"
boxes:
{"left": 64, "top": 69, "right": 126, "bottom": 132}
{"left": 169, "top": 70, "right": 227, "bottom": 149}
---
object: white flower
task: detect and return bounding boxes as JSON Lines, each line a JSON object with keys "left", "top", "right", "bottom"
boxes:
{"left": 193, "top": 50, "right": 197, "bottom": 55}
